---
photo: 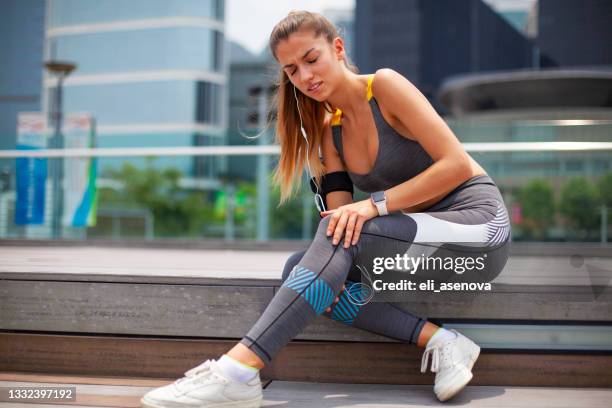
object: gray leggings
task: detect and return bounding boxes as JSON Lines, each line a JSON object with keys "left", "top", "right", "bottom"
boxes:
{"left": 240, "top": 175, "right": 511, "bottom": 365}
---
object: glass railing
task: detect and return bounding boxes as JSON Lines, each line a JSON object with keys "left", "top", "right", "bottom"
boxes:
{"left": 0, "top": 137, "right": 611, "bottom": 242}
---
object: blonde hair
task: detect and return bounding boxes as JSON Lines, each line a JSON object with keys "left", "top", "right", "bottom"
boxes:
{"left": 266, "top": 10, "right": 359, "bottom": 207}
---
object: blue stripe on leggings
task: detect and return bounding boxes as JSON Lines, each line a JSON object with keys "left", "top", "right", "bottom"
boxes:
{"left": 282, "top": 265, "right": 335, "bottom": 315}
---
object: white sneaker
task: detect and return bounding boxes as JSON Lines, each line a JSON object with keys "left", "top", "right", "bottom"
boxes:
{"left": 140, "top": 359, "right": 263, "bottom": 408}
{"left": 420, "top": 329, "right": 480, "bottom": 402}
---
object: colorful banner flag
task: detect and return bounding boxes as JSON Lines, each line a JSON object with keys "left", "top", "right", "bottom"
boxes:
{"left": 62, "top": 114, "right": 97, "bottom": 227}
{"left": 15, "top": 113, "right": 47, "bottom": 225}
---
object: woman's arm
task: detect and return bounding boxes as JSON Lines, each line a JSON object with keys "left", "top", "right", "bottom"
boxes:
{"left": 372, "top": 68, "right": 473, "bottom": 213}
{"left": 320, "top": 121, "right": 354, "bottom": 210}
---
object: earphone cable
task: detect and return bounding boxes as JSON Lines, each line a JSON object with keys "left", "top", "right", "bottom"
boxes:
{"left": 294, "top": 85, "right": 325, "bottom": 211}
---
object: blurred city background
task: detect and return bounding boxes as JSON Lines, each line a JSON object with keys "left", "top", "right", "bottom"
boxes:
{"left": 1, "top": 0, "right": 611, "bottom": 243}
{"left": 1, "top": 2, "right": 612, "bottom": 396}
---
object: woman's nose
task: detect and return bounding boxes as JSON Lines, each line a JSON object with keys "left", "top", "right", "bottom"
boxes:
{"left": 299, "top": 66, "right": 314, "bottom": 84}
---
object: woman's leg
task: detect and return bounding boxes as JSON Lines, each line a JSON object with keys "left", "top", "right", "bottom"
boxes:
{"left": 232, "top": 198, "right": 510, "bottom": 368}
{"left": 271, "top": 198, "right": 510, "bottom": 357}
{"left": 225, "top": 241, "right": 436, "bottom": 369}
{"left": 237, "top": 215, "right": 356, "bottom": 366}
{"left": 235, "top": 210, "right": 446, "bottom": 366}
{"left": 226, "top": 246, "right": 433, "bottom": 368}
{"left": 141, "top": 203, "right": 509, "bottom": 407}
{"left": 279, "top": 249, "right": 430, "bottom": 346}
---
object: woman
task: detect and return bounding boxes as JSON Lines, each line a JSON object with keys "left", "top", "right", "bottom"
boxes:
{"left": 141, "top": 10, "right": 511, "bottom": 408}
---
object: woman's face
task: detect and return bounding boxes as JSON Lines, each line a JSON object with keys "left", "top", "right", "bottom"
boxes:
{"left": 275, "top": 29, "right": 343, "bottom": 101}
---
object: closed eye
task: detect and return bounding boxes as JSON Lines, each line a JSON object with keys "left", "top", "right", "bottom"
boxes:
{"left": 290, "top": 57, "right": 319, "bottom": 76}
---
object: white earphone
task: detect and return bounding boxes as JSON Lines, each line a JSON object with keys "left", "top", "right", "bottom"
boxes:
{"left": 294, "top": 84, "right": 326, "bottom": 212}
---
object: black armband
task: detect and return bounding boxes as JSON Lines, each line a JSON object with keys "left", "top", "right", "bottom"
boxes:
{"left": 309, "top": 171, "right": 354, "bottom": 202}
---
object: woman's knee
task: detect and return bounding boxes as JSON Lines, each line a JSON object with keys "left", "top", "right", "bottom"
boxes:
{"left": 313, "top": 214, "right": 354, "bottom": 247}
{"left": 281, "top": 250, "right": 306, "bottom": 283}
{"left": 315, "top": 215, "right": 332, "bottom": 237}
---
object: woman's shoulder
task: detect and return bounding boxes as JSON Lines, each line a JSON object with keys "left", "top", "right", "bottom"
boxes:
{"left": 369, "top": 68, "right": 421, "bottom": 119}
{"left": 370, "top": 68, "right": 410, "bottom": 97}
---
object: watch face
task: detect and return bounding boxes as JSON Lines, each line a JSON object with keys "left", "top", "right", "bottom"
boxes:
{"left": 372, "top": 191, "right": 385, "bottom": 202}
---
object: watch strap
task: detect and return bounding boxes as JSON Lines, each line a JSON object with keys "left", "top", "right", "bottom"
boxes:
{"left": 370, "top": 191, "right": 388, "bottom": 216}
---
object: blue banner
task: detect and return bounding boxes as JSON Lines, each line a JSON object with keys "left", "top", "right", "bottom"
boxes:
{"left": 15, "top": 144, "right": 47, "bottom": 225}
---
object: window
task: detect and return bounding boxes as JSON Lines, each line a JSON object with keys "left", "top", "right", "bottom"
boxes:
{"left": 196, "top": 81, "right": 221, "bottom": 125}
{"left": 213, "top": 31, "right": 223, "bottom": 71}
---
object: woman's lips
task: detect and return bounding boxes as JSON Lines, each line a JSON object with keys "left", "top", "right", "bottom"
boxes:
{"left": 308, "top": 82, "right": 322, "bottom": 92}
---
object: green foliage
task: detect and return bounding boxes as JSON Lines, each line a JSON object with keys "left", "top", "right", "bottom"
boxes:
{"left": 269, "top": 182, "right": 313, "bottom": 239}
{"left": 213, "top": 181, "right": 258, "bottom": 238}
{"left": 97, "top": 158, "right": 215, "bottom": 237}
{"left": 596, "top": 171, "right": 612, "bottom": 208}
{"left": 559, "top": 176, "right": 601, "bottom": 239}
{"left": 595, "top": 171, "right": 612, "bottom": 241}
{"left": 516, "top": 178, "right": 555, "bottom": 239}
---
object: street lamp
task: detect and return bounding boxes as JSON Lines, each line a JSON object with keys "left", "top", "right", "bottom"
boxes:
{"left": 44, "top": 60, "right": 76, "bottom": 239}
{"left": 248, "top": 85, "right": 272, "bottom": 242}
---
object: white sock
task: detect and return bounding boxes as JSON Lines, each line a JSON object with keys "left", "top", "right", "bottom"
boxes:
{"left": 216, "top": 354, "right": 259, "bottom": 384}
{"left": 427, "top": 327, "right": 457, "bottom": 347}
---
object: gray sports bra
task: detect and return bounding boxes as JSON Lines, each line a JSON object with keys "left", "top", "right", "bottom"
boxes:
{"left": 331, "top": 74, "right": 435, "bottom": 193}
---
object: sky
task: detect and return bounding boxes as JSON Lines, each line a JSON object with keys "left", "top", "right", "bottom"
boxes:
{"left": 226, "top": 0, "right": 355, "bottom": 55}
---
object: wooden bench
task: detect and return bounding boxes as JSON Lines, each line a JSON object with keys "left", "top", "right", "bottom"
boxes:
{"left": 1, "top": 240, "right": 611, "bottom": 387}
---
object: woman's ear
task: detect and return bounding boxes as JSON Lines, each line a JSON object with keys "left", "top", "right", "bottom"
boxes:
{"left": 332, "top": 36, "right": 345, "bottom": 60}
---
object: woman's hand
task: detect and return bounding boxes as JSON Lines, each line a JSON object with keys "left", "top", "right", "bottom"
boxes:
{"left": 325, "top": 284, "right": 345, "bottom": 313}
{"left": 319, "top": 198, "right": 379, "bottom": 248}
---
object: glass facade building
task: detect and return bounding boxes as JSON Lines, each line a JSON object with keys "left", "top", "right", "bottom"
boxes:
{"left": 0, "top": 0, "right": 45, "bottom": 161}
{"left": 45, "top": 0, "right": 228, "bottom": 178}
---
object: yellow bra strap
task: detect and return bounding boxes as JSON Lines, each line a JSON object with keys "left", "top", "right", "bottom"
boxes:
{"left": 331, "top": 108, "right": 342, "bottom": 126}
{"left": 331, "top": 74, "right": 374, "bottom": 126}
{"left": 366, "top": 73, "right": 374, "bottom": 101}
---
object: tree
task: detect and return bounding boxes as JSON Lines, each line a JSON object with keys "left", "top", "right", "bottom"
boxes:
{"left": 516, "top": 178, "right": 555, "bottom": 240}
{"left": 597, "top": 171, "right": 612, "bottom": 209}
{"left": 559, "top": 176, "right": 600, "bottom": 240}
{"left": 596, "top": 171, "right": 612, "bottom": 241}
{"left": 269, "top": 183, "right": 310, "bottom": 239}
{"left": 97, "top": 158, "right": 215, "bottom": 237}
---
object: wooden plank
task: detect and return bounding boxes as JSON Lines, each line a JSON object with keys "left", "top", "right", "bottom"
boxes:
{"left": 2, "top": 239, "right": 611, "bottom": 257}
{"left": 1, "top": 333, "right": 611, "bottom": 388}
{"left": 0, "top": 372, "right": 272, "bottom": 391}
{"left": 0, "top": 371, "right": 271, "bottom": 393}
{"left": 0, "top": 247, "right": 286, "bottom": 282}
{"left": 1, "top": 279, "right": 610, "bottom": 343}
{"left": 0, "top": 238, "right": 311, "bottom": 252}
{"left": 0, "top": 404, "right": 94, "bottom": 407}
{"left": 1, "top": 246, "right": 611, "bottom": 287}
{"left": 0, "top": 333, "right": 234, "bottom": 379}
{"left": 0, "top": 372, "right": 172, "bottom": 387}
{"left": 0, "top": 280, "right": 389, "bottom": 342}
{"left": 271, "top": 341, "right": 612, "bottom": 388}
{"left": 0, "top": 281, "right": 275, "bottom": 338}
{"left": 383, "top": 287, "right": 612, "bottom": 321}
